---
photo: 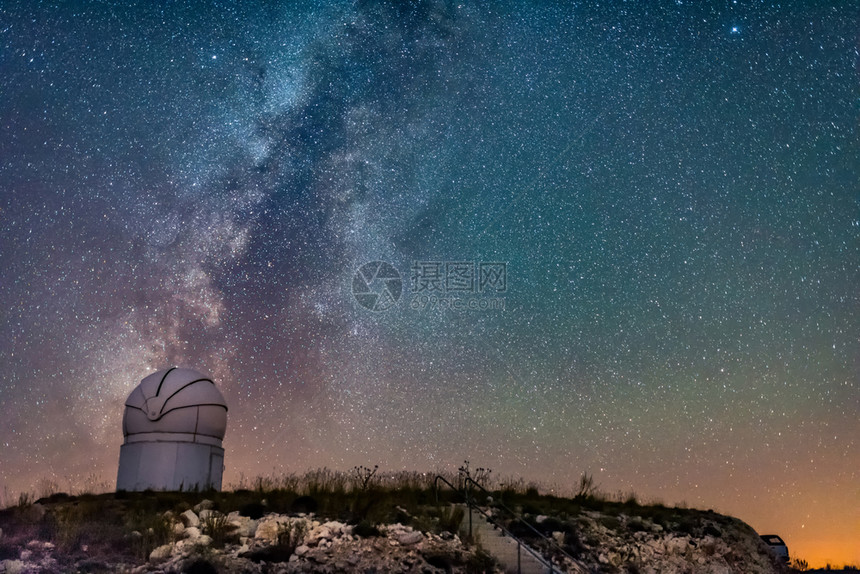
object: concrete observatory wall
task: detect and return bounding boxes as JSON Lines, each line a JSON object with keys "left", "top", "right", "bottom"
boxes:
{"left": 116, "top": 368, "right": 227, "bottom": 491}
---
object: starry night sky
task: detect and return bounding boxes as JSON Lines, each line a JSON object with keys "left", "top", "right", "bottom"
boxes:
{"left": 1, "top": 1, "right": 858, "bottom": 567}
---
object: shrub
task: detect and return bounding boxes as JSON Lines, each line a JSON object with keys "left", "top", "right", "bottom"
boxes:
{"left": 353, "top": 520, "right": 381, "bottom": 537}
{"left": 627, "top": 517, "right": 649, "bottom": 533}
{"left": 239, "top": 518, "right": 307, "bottom": 563}
{"left": 0, "top": 539, "right": 17, "bottom": 561}
{"left": 465, "top": 547, "right": 497, "bottom": 573}
{"left": 574, "top": 472, "right": 598, "bottom": 501}
{"left": 278, "top": 519, "right": 306, "bottom": 549}
{"left": 239, "top": 501, "right": 266, "bottom": 519}
{"left": 201, "top": 512, "right": 237, "bottom": 548}
{"left": 507, "top": 518, "right": 538, "bottom": 539}
{"left": 183, "top": 557, "right": 219, "bottom": 574}
{"left": 290, "top": 495, "right": 318, "bottom": 514}
{"left": 126, "top": 511, "right": 174, "bottom": 561}
{"left": 536, "top": 516, "right": 570, "bottom": 536}
{"left": 676, "top": 516, "right": 699, "bottom": 536}
{"left": 437, "top": 505, "right": 465, "bottom": 535}
{"left": 599, "top": 515, "right": 621, "bottom": 530}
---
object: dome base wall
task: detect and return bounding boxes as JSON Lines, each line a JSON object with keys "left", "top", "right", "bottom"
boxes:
{"left": 116, "top": 441, "right": 224, "bottom": 492}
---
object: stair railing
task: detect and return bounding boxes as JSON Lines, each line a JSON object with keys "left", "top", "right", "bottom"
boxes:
{"left": 465, "top": 477, "right": 583, "bottom": 573}
{"left": 435, "top": 475, "right": 570, "bottom": 574}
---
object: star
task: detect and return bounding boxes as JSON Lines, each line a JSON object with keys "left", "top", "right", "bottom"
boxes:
{"left": 0, "top": 1, "right": 855, "bottom": 568}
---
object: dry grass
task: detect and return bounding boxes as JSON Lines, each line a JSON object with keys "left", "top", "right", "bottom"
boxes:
{"left": 0, "top": 467, "right": 732, "bottom": 571}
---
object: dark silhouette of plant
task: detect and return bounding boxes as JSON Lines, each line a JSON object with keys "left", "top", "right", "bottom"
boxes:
{"left": 437, "top": 505, "right": 465, "bottom": 534}
{"left": 183, "top": 557, "right": 218, "bottom": 574}
{"left": 352, "top": 520, "right": 381, "bottom": 537}
{"left": 201, "top": 511, "right": 237, "bottom": 548}
{"left": 239, "top": 501, "right": 266, "bottom": 519}
{"left": 574, "top": 472, "right": 598, "bottom": 500}
{"left": 350, "top": 465, "right": 379, "bottom": 492}
{"left": 473, "top": 467, "right": 492, "bottom": 487}
{"left": 458, "top": 460, "right": 493, "bottom": 488}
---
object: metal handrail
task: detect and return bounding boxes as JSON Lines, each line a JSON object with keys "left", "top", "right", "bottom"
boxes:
{"left": 435, "top": 475, "right": 571, "bottom": 574}
{"left": 469, "top": 499, "right": 562, "bottom": 573}
{"left": 463, "top": 477, "right": 581, "bottom": 573}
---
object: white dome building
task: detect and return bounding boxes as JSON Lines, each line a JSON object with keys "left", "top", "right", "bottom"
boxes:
{"left": 116, "top": 367, "right": 227, "bottom": 491}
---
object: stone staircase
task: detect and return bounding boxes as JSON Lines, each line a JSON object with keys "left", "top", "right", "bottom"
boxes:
{"left": 464, "top": 507, "right": 562, "bottom": 574}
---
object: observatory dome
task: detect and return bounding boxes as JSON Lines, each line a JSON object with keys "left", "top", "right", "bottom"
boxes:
{"left": 116, "top": 367, "right": 228, "bottom": 492}
{"left": 122, "top": 367, "right": 227, "bottom": 442}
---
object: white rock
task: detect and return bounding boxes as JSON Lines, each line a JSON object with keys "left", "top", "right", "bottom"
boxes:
{"left": 199, "top": 509, "right": 214, "bottom": 521}
{"left": 196, "top": 535, "right": 213, "bottom": 547}
{"left": 172, "top": 522, "right": 186, "bottom": 536}
{"left": 235, "top": 540, "right": 250, "bottom": 553}
{"left": 295, "top": 544, "right": 310, "bottom": 556}
{"left": 184, "top": 527, "right": 201, "bottom": 539}
{"left": 149, "top": 544, "right": 173, "bottom": 562}
{"left": 194, "top": 499, "right": 214, "bottom": 512}
{"left": 254, "top": 517, "right": 281, "bottom": 543}
{"left": 323, "top": 520, "right": 346, "bottom": 535}
{"left": 397, "top": 531, "right": 424, "bottom": 546}
{"left": 310, "top": 526, "right": 331, "bottom": 542}
{"left": 181, "top": 509, "right": 200, "bottom": 528}
{"left": 231, "top": 516, "right": 258, "bottom": 538}
{"left": 0, "top": 559, "right": 26, "bottom": 574}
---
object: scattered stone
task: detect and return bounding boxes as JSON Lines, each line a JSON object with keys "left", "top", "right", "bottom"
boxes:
{"left": 0, "top": 497, "right": 785, "bottom": 574}
{"left": 0, "top": 559, "right": 26, "bottom": 574}
{"left": 180, "top": 509, "right": 200, "bottom": 528}
{"left": 254, "top": 519, "right": 275, "bottom": 542}
{"left": 184, "top": 526, "right": 201, "bottom": 539}
{"left": 231, "top": 516, "right": 258, "bottom": 538}
{"left": 149, "top": 544, "right": 173, "bottom": 562}
{"left": 397, "top": 531, "right": 424, "bottom": 546}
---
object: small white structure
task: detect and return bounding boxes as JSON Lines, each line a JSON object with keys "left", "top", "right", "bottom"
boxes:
{"left": 116, "top": 367, "right": 227, "bottom": 491}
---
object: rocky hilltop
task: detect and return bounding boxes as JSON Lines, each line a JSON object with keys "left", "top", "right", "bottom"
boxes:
{"left": 0, "top": 481, "right": 789, "bottom": 574}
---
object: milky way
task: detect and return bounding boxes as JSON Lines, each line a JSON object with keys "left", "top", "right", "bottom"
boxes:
{"left": 1, "top": 1, "right": 857, "bottom": 566}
